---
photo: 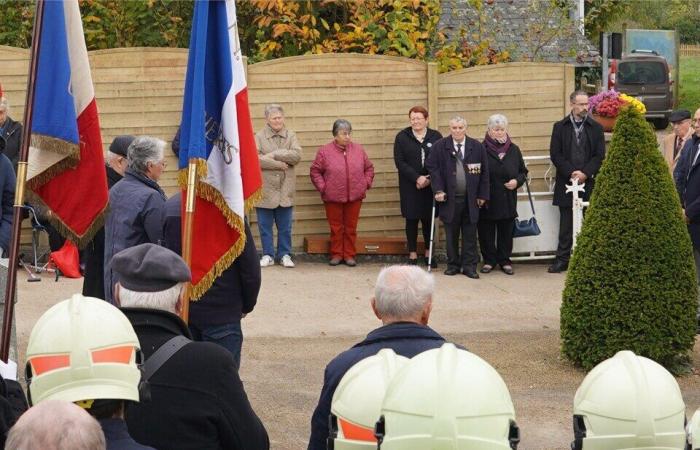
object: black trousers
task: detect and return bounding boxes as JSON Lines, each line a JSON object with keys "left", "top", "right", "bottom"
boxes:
{"left": 444, "top": 197, "right": 478, "bottom": 270}
{"left": 405, "top": 216, "right": 433, "bottom": 253}
{"left": 556, "top": 206, "right": 573, "bottom": 262}
{"left": 477, "top": 217, "right": 514, "bottom": 266}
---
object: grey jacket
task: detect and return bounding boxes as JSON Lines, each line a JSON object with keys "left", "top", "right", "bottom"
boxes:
{"left": 103, "top": 169, "right": 166, "bottom": 303}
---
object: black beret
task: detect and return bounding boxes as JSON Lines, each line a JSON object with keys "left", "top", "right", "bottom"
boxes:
{"left": 112, "top": 244, "right": 191, "bottom": 292}
{"left": 669, "top": 110, "right": 691, "bottom": 123}
{"left": 109, "top": 135, "right": 136, "bottom": 158}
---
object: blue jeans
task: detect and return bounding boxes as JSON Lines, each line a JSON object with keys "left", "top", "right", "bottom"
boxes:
{"left": 189, "top": 322, "right": 243, "bottom": 370}
{"left": 256, "top": 206, "right": 293, "bottom": 258}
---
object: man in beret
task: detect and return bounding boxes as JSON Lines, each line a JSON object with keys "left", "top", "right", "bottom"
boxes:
{"left": 663, "top": 109, "right": 693, "bottom": 175}
{"left": 82, "top": 135, "right": 135, "bottom": 299}
{"left": 111, "top": 243, "right": 269, "bottom": 450}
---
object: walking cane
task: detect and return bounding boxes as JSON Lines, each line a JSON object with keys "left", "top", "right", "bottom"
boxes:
{"left": 427, "top": 200, "right": 436, "bottom": 273}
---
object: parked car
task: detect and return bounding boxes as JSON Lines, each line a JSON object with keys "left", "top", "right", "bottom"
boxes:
{"left": 614, "top": 49, "right": 673, "bottom": 129}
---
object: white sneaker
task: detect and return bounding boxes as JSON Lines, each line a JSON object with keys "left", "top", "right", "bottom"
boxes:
{"left": 260, "top": 255, "right": 274, "bottom": 267}
{"left": 281, "top": 255, "right": 295, "bottom": 268}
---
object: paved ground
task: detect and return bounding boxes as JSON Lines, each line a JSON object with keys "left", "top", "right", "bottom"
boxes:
{"left": 14, "top": 261, "right": 700, "bottom": 450}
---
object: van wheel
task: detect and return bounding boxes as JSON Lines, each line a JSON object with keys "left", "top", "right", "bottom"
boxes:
{"left": 652, "top": 118, "right": 669, "bottom": 130}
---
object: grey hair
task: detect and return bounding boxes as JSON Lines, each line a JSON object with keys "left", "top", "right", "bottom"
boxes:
{"left": 118, "top": 282, "right": 183, "bottom": 314}
{"left": 6, "top": 400, "right": 106, "bottom": 450}
{"left": 105, "top": 151, "right": 122, "bottom": 164}
{"left": 127, "top": 136, "right": 165, "bottom": 175}
{"left": 374, "top": 265, "right": 435, "bottom": 320}
{"left": 487, "top": 114, "right": 509, "bottom": 130}
{"left": 332, "top": 119, "right": 352, "bottom": 136}
{"left": 569, "top": 90, "right": 588, "bottom": 102}
{"left": 264, "top": 103, "right": 284, "bottom": 117}
{"left": 449, "top": 115, "right": 467, "bottom": 127}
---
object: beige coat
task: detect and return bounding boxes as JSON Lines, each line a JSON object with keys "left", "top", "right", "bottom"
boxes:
{"left": 662, "top": 127, "right": 694, "bottom": 174}
{"left": 255, "top": 125, "right": 302, "bottom": 209}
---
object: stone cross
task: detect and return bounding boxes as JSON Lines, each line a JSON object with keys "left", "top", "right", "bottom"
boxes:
{"left": 565, "top": 178, "right": 590, "bottom": 250}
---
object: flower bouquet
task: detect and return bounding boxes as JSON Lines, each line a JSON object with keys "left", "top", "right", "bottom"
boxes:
{"left": 588, "top": 90, "right": 647, "bottom": 131}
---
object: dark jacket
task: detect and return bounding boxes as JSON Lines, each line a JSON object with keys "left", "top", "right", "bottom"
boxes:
{"left": 0, "top": 154, "right": 15, "bottom": 256}
{"left": 162, "top": 193, "right": 261, "bottom": 326}
{"left": 103, "top": 169, "right": 166, "bottom": 303}
{"left": 82, "top": 165, "right": 123, "bottom": 299}
{"left": 674, "top": 134, "right": 700, "bottom": 249}
{"left": 549, "top": 115, "right": 605, "bottom": 207}
{"left": 99, "top": 418, "right": 155, "bottom": 450}
{"left": 0, "top": 117, "right": 21, "bottom": 171}
{"left": 425, "top": 136, "right": 490, "bottom": 224}
{"left": 122, "top": 308, "right": 269, "bottom": 450}
{"left": 394, "top": 127, "right": 443, "bottom": 219}
{"left": 307, "top": 322, "right": 447, "bottom": 450}
{"left": 481, "top": 142, "right": 528, "bottom": 221}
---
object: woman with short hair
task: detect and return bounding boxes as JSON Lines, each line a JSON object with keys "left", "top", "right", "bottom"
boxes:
{"left": 478, "top": 114, "right": 527, "bottom": 275}
{"left": 393, "top": 106, "right": 443, "bottom": 266}
{"left": 310, "top": 119, "right": 374, "bottom": 266}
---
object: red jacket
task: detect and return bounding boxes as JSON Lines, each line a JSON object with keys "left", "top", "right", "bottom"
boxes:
{"left": 310, "top": 141, "right": 374, "bottom": 203}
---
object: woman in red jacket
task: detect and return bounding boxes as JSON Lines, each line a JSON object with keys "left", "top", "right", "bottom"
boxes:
{"left": 310, "top": 119, "right": 374, "bottom": 266}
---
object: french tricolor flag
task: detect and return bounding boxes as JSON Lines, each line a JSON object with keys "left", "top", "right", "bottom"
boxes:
{"left": 27, "top": 0, "right": 108, "bottom": 246}
{"left": 178, "top": 0, "right": 262, "bottom": 299}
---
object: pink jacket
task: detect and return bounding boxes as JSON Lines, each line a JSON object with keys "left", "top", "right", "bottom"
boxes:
{"left": 310, "top": 141, "right": 374, "bottom": 203}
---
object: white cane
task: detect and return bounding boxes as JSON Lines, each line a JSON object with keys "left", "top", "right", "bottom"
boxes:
{"left": 427, "top": 200, "right": 436, "bottom": 273}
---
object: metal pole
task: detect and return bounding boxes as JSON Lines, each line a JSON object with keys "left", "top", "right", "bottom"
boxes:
{"left": 427, "top": 200, "right": 436, "bottom": 273}
{"left": 1, "top": 0, "right": 45, "bottom": 362}
{"left": 602, "top": 32, "right": 609, "bottom": 92}
{"left": 179, "top": 159, "right": 198, "bottom": 323}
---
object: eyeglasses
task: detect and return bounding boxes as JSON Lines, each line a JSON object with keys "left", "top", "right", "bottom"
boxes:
{"left": 693, "top": 118, "right": 700, "bottom": 123}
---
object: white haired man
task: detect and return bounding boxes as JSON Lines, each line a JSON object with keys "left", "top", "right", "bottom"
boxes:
{"left": 6, "top": 400, "right": 106, "bottom": 450}
{"left": 0, "top": 93, "right": 22, "bottom": 170}
{"left": 307, "top": 265, "right": 449, "bottom": 450}
{"left": 111, "top": 243, "right": 269, "bottom": 450}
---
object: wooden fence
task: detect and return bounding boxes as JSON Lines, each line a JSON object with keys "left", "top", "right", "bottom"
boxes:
{"left": 0, "top": 47, "right": 573, "bottom": 250}
{"left": 680, "top": 44, "right": 700, "bottom": 57}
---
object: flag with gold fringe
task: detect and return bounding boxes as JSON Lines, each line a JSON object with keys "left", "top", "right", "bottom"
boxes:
{"left": 178, "top": 0, "right": 262, "bottom": 299}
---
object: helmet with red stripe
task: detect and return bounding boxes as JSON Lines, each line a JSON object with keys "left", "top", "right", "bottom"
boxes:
{"left": 25, "top": 294, "right": 142, "bottom": 406}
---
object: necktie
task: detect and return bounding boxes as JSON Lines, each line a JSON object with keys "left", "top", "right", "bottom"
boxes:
{"left": 456, "top": 143, "right": 463, "bottom": 159}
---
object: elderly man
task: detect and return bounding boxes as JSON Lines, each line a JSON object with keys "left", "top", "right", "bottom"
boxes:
{"left": 255, "top": 104, "right": 302, "bottom": 268}
{"left": 0, "top": 93, "right": 21, "bottom": 170}
{"left": 663, "top": 109, "right": 693, "bottom": 174}
{"left": 103, "top": 136, "right": 167, "bottom": 303}
{"left": 307, "top": 265, "right": 448, "bottom": 450}
{"left": 83, "top": 135, "right": 135, "bottom": 299}
{"left": 426, "top": 115, "right": 489, "bottom": 278}
{"left": 0, "top": 153, "right": 15, "bottom": 257}
{"left": 6, "top": 400, "right": 106, "bottom": 450}
{"left": 111, "top": 243, "right": 269, "bottom": 450}
{"left": 548, "top": 90, "right": 605, "bottom": 273}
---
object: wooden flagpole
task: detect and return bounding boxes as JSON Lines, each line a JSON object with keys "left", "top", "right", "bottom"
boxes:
{"left": 179, "top": 159, "right": 198, "bottom": 323}
{"left": 1, "top": 0, "right": 45, "bottom": 362}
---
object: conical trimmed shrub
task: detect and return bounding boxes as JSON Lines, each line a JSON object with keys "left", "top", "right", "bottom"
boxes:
{"left": 560, "top": 106, "right": 697, "bottom": 373}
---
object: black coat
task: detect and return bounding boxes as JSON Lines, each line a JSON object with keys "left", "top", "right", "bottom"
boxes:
{"left": 82, "top": 165, "right": 123, "bottom": 299}
{"left": 0, "top": 117, "right": 21, "bottom": 171}
{"left": 549, "top": 115, "right": 605, "bottom": 207}
{"left": 123, "top": 308, "right": 269, "bottom": 450}
{"left": 425, "top": 136, "right": 490, "bottom": 224}
{"left": 393, "top": 127, "right": 443, "bottom": 219}
{"left": 674, "top": 134, "right": 700, "bottom": 249}
{"left": 162, "top": 193, "right": 261, "bottom": 326}
{"left": 307, "top": 322, "right": 447, "bottom": 450}
{"left": 481, "top": 143, "right": 528, "bottom": 221}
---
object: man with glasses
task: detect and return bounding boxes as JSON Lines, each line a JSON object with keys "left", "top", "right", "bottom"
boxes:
{"left": 663, "top": 109, "right": 693, "bottom": 175}
{"left": 673, "top": 108, "right": 700, "bottom": 332}
{"left": 548, "top": 90, "right": 606, "bottom": 273}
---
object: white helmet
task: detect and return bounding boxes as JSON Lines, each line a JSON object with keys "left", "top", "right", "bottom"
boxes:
{"left": 376, "top": 343, "right": 520, "bottom": 450}
{"left": 329, "top": 349, "right": 409, "bottom": 449}
{"left": 572, "top": 350, "right": 686, "bottom": 450}
{"left": 687, "top": 410, "right": 700, "bottom": 450}
{"left": 26, "top": 294, "right": 142, "bottom": 405}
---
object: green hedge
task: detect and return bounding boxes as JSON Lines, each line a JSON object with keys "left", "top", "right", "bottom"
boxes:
{"left": 560, "top": 107, "right": 697, "bottom": 374}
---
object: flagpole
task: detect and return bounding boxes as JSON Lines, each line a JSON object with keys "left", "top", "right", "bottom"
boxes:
{"left": 1, "top": 0, "right": 46, "bottom": 362}
{"left": 180, "top": 159, "right": 198, "bottom": 323}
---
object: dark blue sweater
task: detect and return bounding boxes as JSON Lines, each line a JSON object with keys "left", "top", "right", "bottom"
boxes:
{"left": 0, "top": 154, "right": 15, "bottom": 256}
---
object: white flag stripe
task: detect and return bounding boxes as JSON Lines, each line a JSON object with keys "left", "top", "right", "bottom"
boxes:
{"left": 62, "top": 0, "right": 94, "bottom": 115}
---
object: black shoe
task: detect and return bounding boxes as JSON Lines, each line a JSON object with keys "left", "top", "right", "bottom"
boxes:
{"left": 500, "top": 264, "right": 514, "bottom": 275}
{"left": 480, "top": 264, "right": 494, "bottom": 274}
{"left": 408, "top": 258, "right": 418, "bottom": 265}
{"left": 547, "top": 260, "right": 568, "bottom": 273}
{"left": 423, "top": 257, "right": 437, "bottom": 268}
{"left": 463, "top": 268, "right": 480, "bottom": 279}
{"left": 444, "top": 267, "right": 460, "bottom": 276}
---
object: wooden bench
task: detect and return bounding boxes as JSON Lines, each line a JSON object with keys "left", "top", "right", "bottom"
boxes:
{"left": 304, "top": 236, "right": 427, "bottom": 255}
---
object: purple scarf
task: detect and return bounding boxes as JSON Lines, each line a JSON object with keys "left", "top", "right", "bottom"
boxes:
{"left": 483, "top": 133, "right": 512, "bottom": 159}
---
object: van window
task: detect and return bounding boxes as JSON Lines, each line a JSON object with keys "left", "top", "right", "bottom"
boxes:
{"left": 617, "top": 61, "right": 666, "bottom": 84}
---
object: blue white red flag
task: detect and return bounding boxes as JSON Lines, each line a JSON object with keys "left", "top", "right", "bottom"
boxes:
{"left": 179, "top": 0, "right": 262, "bottom": 298}
{"left": 27, "top": 0, "right": 107, "bottom": 246}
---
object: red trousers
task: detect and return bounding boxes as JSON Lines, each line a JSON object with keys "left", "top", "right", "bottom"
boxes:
{"left": 324, "top": 200, "right": 362, "bottom": 259}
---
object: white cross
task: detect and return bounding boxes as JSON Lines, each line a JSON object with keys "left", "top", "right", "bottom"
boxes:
{"left": 566, "top": 178, "right": 590, "bottom": 251}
